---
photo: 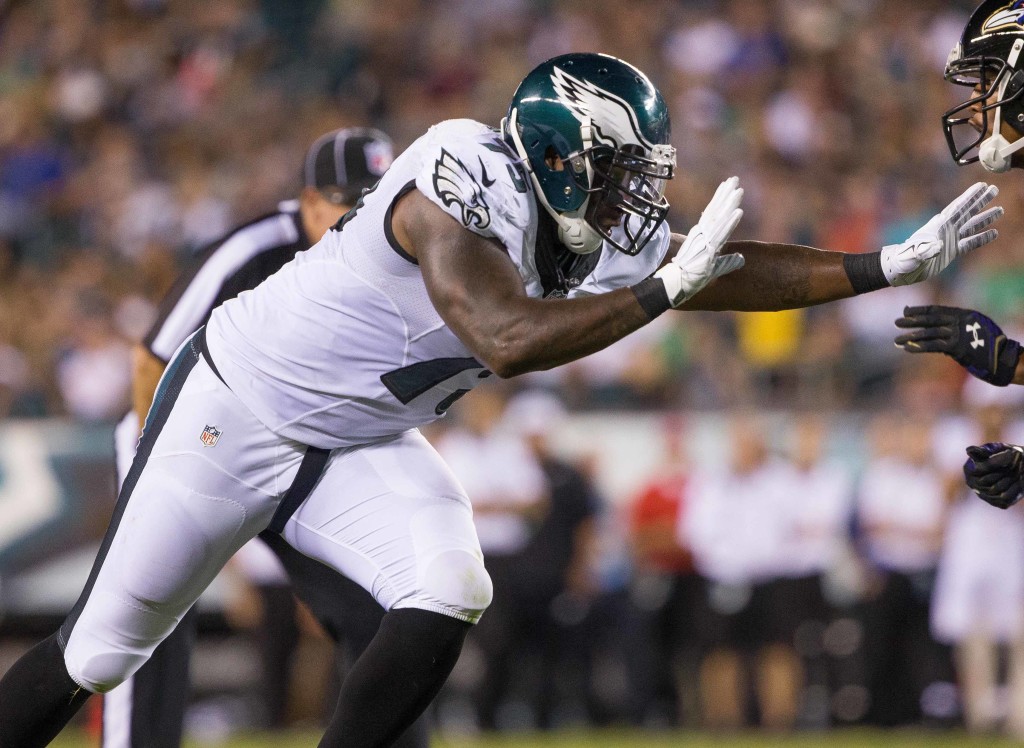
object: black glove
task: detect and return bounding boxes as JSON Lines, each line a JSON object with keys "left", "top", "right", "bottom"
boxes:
{"left": 894, "top": 305, "right": 1022, "bottom": 386}
{"left": 964, "top": 442, "right": 1024, "bottom": 509}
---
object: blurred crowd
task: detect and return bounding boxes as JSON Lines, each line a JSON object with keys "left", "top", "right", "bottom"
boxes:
{"left": 422, "top": 382, "right": 1024, "bottom": 738}
{"left": 7, "top": 0, "right": 1024, "bottom": 740}
{"left": 2, "top": 0, "right": 1024, "bottom": 418}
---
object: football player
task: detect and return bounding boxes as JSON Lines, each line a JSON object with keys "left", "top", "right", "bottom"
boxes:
{"left": 895, "top": 0, "right": 1024, "bottom": 510}
{"left": 0, "top": 52, "right": 1003, "bottom": 747}
{"left": 97, "top": 127, "right": 428, "bottom": 747}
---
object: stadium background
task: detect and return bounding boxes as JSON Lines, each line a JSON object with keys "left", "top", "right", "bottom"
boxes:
{"left": 5, "top": 0, "right": 1024, "bottom": 744}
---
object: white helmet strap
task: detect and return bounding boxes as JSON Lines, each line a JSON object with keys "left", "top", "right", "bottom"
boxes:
{"left": 505, "top": 108, "right": 603, "bottom": 255}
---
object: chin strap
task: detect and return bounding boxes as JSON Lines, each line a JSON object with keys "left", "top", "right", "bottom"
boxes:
{"left": 502, "top": 109, "right": 603, "bottom": 255}
{"left": 980, "top": 39, "right": 1024, "bottom": 173}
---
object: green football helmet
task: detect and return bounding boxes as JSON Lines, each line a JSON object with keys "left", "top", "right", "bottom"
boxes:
{"left": 501, "top": 53, "right": 676, "bottom": 256}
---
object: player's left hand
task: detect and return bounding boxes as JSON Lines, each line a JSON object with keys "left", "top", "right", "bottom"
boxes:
{"left": 894, "top": 305, "right": 1022, "bottom": 386}
{"left": 655, "top": 176, "right": 745, "bottom": 307}
{"left": 964, "top": 442, "right": 1024, "bottom": 509}
{"left": 881, "top": 182, "right": 1003, "bottom": 286}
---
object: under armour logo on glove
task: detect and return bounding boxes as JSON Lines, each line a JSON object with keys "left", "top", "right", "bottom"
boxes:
{"left": 895, "top": 305, "right": 1022, "bottom": 386}
{"left": 967, "top": 322, "right": 984, "bottom": 349}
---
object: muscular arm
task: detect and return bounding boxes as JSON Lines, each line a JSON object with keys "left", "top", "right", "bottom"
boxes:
{"left": 394, "top": 189, "right": 654, "bottom": 378}
{"left": 131, "top": 345, "right": 167, "bottom": 426}
{"left": 675, "top": 237, "right": 857, "bottom": 312}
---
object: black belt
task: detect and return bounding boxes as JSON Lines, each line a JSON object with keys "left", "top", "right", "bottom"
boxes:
{"left": 195, "top": 327, "right": 226, "bottom": 386}
{"left": 264, "top": 444, "right": 330, "bottom": 534}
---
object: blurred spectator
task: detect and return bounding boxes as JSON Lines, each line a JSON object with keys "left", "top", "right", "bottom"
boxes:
{"left": 54, "top": 294, "right": 131, "bottom": 422}
{"left": 500, "top": 390, "right": 603, "bottom": 729}
{"left": 625, "top": 415, "right": 703, "bottom": 727}
{"left": 222, "top": 540, "right": 301, "bottom": 730}
{"left": 931, "top": 380, "right": 1024, "bottom": 738}
{"left": 855, "top": 413, "right": 956, "bottom": 727}
{"left": 682, "top": 415, "right": 801, "bottom": 730}
{"left": 772, "top": 414, "right": 856, "bottom": 727}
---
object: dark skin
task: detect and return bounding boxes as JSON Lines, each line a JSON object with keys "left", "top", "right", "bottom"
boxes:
{"left": 392, "top": 190, "right": 857, "bottom": 379}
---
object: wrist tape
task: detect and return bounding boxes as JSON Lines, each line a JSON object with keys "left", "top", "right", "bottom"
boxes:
{"left": 631, "top": 277, "right": 672, "bottom": 320}
{"left": 843, "top": 252, "right": 890, "bottom": 294}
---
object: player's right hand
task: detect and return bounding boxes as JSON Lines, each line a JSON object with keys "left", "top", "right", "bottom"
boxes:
{"left": 894, "top": 305, "right": 1022, "bottom": 386}
{"left": 964, "top": 442, "right": 1024, "bottom": 509}
{"left": 655, "top": 176, "right": 745, "bottom": 307}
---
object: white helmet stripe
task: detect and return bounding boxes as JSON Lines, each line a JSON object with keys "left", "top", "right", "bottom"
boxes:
{"left": 550, "top": 66, "right": 655, "bottom": 151}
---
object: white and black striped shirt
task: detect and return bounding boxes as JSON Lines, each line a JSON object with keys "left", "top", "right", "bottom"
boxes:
{"left": 144, "top": 202, "right": 309, "bottom": 363}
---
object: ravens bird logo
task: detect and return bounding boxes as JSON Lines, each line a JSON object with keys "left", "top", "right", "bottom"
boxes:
{"left": 983, "top": 1, "right": 1024, "bottom": 34}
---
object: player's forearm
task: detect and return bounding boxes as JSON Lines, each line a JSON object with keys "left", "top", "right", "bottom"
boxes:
{"left": 678, "top": 241, "right": 857, "bottom": 312}
{"left": 131, "top": 345, "right": 168, "bottom": 426}
{"left": 449, "top": 287, "right": 653, "bottom": 378}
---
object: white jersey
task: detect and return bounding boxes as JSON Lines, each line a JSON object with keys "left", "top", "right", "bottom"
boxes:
{"left": 206, "top": 119, "right": 670, "bottom": 448}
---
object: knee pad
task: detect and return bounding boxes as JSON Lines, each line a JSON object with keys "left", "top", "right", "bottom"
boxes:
{"left": 63, "top": 592, "right": 179, "bottom": 694}
{"left": 64, "top": 642, "right": 145, "bottom": 694}
{"left": 420, "top": 549, "right": 493, "bottom": 623}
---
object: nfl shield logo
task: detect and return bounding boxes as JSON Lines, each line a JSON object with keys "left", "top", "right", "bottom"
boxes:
{"left": 200, "top": 425, "right": 221, "bottom": 447}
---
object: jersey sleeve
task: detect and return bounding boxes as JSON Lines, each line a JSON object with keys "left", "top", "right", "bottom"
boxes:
{"left": 567, "top": 220, "right": 671, "bottom": 298}
{"left": 414, "top": 123, "right": 530, "bottom": 255}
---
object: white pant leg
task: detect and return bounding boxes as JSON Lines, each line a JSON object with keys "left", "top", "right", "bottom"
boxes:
{"left": 282, "top": 429, "right": 493, "bottom": 623}
{"left": 64, "top": 358, "right": 305, "bottom": 693}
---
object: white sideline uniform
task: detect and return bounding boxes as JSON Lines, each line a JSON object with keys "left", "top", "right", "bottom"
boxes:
{"left": 61, "top": 119, "right": 669, "bottom": 693}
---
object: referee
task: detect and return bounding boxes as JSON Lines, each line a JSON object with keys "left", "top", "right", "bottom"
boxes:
{"left": 102, "top": 127, "right": 428, "bottom": 748}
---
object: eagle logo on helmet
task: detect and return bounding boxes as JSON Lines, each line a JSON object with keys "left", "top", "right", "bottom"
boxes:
{"left": 550, "top": 66, "right": 655, "bottom": 151}
{"left": 432, "top": 149, "right": 491, "bottom": 231}
{"left": 983, "top": 1, "right": 1024, "bottom": 34}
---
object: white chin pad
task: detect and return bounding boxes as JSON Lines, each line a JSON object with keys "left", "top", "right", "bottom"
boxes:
{"left": 980, "top": 135, "right": 1014, "bottom": 173}
{"left": 557, "top": 215, "right": 603, "bottom": 254}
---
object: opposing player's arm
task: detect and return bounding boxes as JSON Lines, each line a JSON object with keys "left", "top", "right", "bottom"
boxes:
{"left": 131, "top": 345, "right": 168, "bottom": 425}
{"left": 395, "top": 189, "right": 652, "bottom": 378}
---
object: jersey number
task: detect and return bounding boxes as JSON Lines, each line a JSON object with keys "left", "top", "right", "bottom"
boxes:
{"left": 381, "top": 358, "right": 491, "bottom": 415}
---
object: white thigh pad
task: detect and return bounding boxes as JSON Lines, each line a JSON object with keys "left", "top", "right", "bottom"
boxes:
{"left": 284, "top": 430, "right": 491, "bottom": 623}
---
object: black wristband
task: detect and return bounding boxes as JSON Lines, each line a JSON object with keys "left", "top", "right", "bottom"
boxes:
{"left": 631, "top": 277, "right": 672, "bottom": 320}
{"left": 843, "top": 251, "right": 890, "bottom": 294}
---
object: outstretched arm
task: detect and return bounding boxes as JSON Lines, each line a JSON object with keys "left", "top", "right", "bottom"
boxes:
{"left": 682, "top": 181, "right": 1002, "bottom": 312}
{"left": 678, "top": 240, "right": 852, "bottom": 311}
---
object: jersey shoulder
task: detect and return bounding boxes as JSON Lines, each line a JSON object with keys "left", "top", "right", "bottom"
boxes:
{"left": 568, "top": 221, "right": 671, "bottom": 297}
{"left": 413, "top": 119, "right": 535, "bottom": 249}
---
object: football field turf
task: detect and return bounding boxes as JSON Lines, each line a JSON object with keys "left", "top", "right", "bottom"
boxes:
{"left": 49, "top": 729, "right": 1024, "bottom": 747}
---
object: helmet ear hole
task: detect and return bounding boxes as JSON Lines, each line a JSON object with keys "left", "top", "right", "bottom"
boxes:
{"left": 543, "top": 145, "right": 561, "bottom": 170}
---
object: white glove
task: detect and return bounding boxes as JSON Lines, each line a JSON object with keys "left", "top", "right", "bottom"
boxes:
{"left": 881, "top": 182, "right": 1003, "bottom": 287}
{"left": 655, "top": 176, "right": 745, "bottom": 306}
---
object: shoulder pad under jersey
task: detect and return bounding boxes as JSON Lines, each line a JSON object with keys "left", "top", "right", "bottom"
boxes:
{"left": 415, "top": 120, "right": 535, "bottom": 253}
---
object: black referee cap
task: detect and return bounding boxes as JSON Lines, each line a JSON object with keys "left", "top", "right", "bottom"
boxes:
{"left": 304, "top": 127, "right": 394, "bottom": 206}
